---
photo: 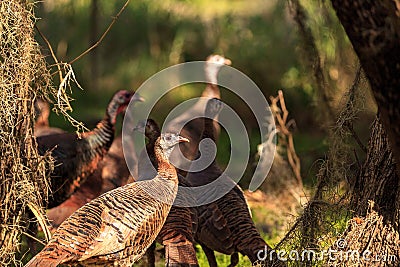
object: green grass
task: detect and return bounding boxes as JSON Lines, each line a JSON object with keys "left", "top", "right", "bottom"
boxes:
{"left": 196, "top": 245, "right": 253, "bottom": 267}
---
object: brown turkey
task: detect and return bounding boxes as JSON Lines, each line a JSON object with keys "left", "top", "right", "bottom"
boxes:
{"left": 165, "top": 55, "right": 231, "bottom": 174}
{"left": 135, "top": 119, "right": 199, "bottom": 267}
{"left": 187, "top": 98, "right": 284, "bottom": 267}
{"left": 36, "top": 90, "right": 143, "bottom": 208}
{"left": 25, "top": 133, "right": 188, "bottom": 267}
{"left": 46, "top": 135, "right": 134, "bottom": 228}
{"left": 135, "top": 119, "right": 162, "bottom": 181}
{"left": 34, "top": 98, "right": 65, "bottom": 137}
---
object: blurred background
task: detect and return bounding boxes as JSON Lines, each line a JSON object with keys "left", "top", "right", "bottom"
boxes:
{"left": 34, "top": 1, "right": 377, "bottom": 264}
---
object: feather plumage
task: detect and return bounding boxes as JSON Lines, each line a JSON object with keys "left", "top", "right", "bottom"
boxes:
{"left": 25, "top": 133, "right": 186, "bottom": 267}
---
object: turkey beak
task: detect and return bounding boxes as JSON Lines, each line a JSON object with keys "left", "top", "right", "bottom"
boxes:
{"left": 224, "top": 58, "right": 232, "bottom": 66}
{"left": 178, "top": 136, "right": 190, "bottom": 143}
{"left": 132, "top": 93, "right": 145, "bottom": 103}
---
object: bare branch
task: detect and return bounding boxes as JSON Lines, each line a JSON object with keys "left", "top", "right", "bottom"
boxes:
{"left": 68, "top": 0, "right": 131, "bottom": 65}
{"left": 34, "top": 24, "right": 63, "bottom": 83}
{"left": 270, "top": 90, "right": 303, "bottom": 188}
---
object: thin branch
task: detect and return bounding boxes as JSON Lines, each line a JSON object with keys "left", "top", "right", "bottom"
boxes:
{"left": 348, "top": 65, "right": 362, "bottom": 104}
{"left": 353, "top": 148, "right": 361, "bottom": 170}
{"left": 347, "top": 123, "right": 367, "bottom": 153}
{"left": 278, "top": 90, "right": 289, "bottom": 125}
{"left": 34, "top": 24, "right": 63, "bottom": 82}
{"left": 270, "top": 90, "right": 303, "bottom": 188}
{"left": 22, "top": 232, "right": 47, "bottom": 247}
{"left": 27, "top": 202, "right": 51, "bottom": 243}
{"left": 68, "top": 0, "right": 131, "bottom": 65}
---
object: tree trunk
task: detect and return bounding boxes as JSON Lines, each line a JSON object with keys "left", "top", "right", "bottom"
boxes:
{"left": 330, "top": 117, "right": 400, "bottom": 266}
{"left": 352, "top": 118, "right": 399, "bottom": 226}
{"left": 329, "top": 2, "right": 400, "bottom": 263}
{"left": 330, "top": 0, "right": 400, "bottom": 177}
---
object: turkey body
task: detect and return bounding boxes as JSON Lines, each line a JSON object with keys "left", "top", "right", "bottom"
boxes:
{"left": 187, "top": 98, "right": 282, "bottom": 266}
{"left": 155, "top": 176, "right": 199, "bottom": 267}
{"left": 194, "top": 179, "right": 268, "bottom": 266}
{"left": 47, "top": 135, "right": 133, "bottom": 227}
{"left": 37, "top": 90, "right": 140, "bottom": 208}
{"left": 26, "top": 179, "right": 178, "bottom": 267}
{"left": 135, "top": 119, "right": 199, "bottom": 266}
{"left": 25, "top": 133, "right": 186, "bottom": 267}
{"left": 98, "top": 135, "right": 136, "bottom": 194}
{"left": 37, "top": 128, "right": 113, "bottom": 209}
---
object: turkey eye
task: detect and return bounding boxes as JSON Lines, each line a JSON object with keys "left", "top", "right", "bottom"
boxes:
{"left": 165, "top": 136, "right": 171, "bottom": 141}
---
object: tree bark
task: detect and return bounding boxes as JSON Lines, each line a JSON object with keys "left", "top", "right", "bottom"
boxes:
{"left": 330, "top": 0, "right": 400, "bottom": 177}
{"left": 352, "top": 118, "right": 399, "bottom": 226}
{"left": 334, "top": 118, "right": 400, "bottom": 266}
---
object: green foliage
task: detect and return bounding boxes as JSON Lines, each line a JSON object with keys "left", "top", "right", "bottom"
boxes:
{"left": 36, "top": 0, "right": 357, "bottom": 222}
{"left": 195, "top": 245, "right": 253, "bottom": 267}
{"left": 36, "top": 0, "right": 299, "bottom": 97}
{"left": 33, "top": 0, "right": 365, "bottom": 191}
{"left": 36, "top": 0, "right": 305, "bottom": 183}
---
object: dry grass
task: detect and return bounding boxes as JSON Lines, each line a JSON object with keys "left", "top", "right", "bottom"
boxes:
{"left": 328, "top": 201, "right": 400, "bottom": 266}
{"left": 0, "top": 0, "right": 133, "bottom": 264}
{"left": 0, "top": 0, "right": 77, "bottom": 265}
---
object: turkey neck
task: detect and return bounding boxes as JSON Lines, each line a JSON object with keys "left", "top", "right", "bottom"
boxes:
{"left": 201, "top": 84, "right": 220, "bottom": 98}
{"left": 189, "top": 115, "right": 219, "bottom": 177}
{"left": 82, "top": 102, "right": 120, "bottom": 154}
{"left": 202, "top": 114, "right": 216, "bottom": 142}
{"left": 146, "top": 133, "right": 159, "bottom": 169}
{"left": 154, "top": 145, "right": 178, "bottom": 184}
{"left": 198, "top": 113, "right": 218, "bottom": 158}
{"left": 202, "top": 65, "right": 221, "bottom": 98}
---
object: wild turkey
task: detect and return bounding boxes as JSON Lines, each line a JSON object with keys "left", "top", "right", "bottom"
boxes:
{"left": 135, "top": 119, "right": 199, "bottom": 266}
{"left": 165, "top": 55, "right": 231, "bottom": 173}
{"left": 36, "top": 90, "right": 143, "bottom": 208}
{"left": 187, "top": 98, "right": 284, "bottom": 267}
{"left": 34, "top": 98, "right": 65, "bottom": 136}
{"left": 25, "top": 133, "right": 188, "bottom": 267}
{"left": 46, "top": 135, "right": 133, "bottom": 228}
{"left": 99, "top": 135, "right": 137, "bottom": 194}
{"left": 135, "top": 119, "right": 161, "bottom": 181}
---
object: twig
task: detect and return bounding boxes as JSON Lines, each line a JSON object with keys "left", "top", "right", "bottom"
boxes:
{"left": 287, "top": 132, "right": 302, "bottom": 186}
{"left": 353, "top": 148, "right": 361, "bottom": 170}
{"left": 22, "top": 232, "right": 47, "bottom": 247}
{"left": 34, "top": 24, "right": 63, "bottom": 82}
{"left": 68, "top": 0, "right": 131, "bottom": 65}
{"left": 27, "top": 202, "right": 51, "bottom": 242}
{"left": 347, "top": 123, "right": 367, "bottom": 153}
{"left": 270, "top": 90, "right": 303, "bottom": 187}
{"left": 278, "top": 90, "right": 289, "bottom": 126}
